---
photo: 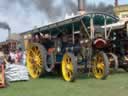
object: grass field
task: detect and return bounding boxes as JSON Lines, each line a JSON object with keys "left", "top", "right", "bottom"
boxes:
{"left": 0, "top": 71, "right": 128, "bottom": 96}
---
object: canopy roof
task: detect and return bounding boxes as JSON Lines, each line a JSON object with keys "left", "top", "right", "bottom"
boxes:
{"left": 21, "top": 12, "right": 119, "bottom": 36}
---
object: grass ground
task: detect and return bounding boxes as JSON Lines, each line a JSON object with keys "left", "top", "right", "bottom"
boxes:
{"left": 0, "top": 71, "right": 128, "bottom": 96}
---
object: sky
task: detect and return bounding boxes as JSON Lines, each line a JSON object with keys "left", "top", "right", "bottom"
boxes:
{"left": 88, "top": 0, "right": 127, "bottom": 5}
{"left": 0, "top": 0, "right": 127, "bottom": 42}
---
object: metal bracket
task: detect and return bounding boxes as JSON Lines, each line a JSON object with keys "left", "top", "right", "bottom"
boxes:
{"left": 104, "top": 16, "right": 107, "bottom": 39}
{"left": 90, "top": 15, "right": 94, "bottom": 39}
{"left": 80, "top": 18, "right": 90, "bottom": 39}
{"left": 72, "top": 23, "right": 75, "bottom": 45}
{"left": 107, "top": 26, "right": 113, "bottom": 39}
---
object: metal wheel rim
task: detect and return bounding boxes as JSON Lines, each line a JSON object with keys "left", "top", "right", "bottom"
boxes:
{"left": 26, "top": 44, "right": 43, "bottom": 78}
{"left": 62, "top": 53, "right": 73, "bottom": 81}
{"left": 93, "top": 54, "right": 105, "bottom": 79}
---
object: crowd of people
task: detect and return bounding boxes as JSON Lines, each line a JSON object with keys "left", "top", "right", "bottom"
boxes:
{"left": 0, "top": 47, "right": 29, "bottom": 86}
{"left": 0, "top": 47, "right": 26, "bottom": 66}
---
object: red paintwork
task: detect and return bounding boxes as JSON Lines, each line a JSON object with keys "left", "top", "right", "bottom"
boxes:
{"left": 0, "top": 64, "right": 5, "bottom": 88}
{"left": 94, "top": 38, "right": 107, "bottom": 48}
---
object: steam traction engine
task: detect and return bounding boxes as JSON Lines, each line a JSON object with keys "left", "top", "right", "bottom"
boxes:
{"left": 22, "top": 12, "right": 128, "bottom": 82}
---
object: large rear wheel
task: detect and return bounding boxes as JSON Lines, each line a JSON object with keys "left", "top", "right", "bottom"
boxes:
{"left": 26, "top": 43, "right": 46, "bottom": 79}
{"left": 92, "top": 51, "right": 109, "bottom": 79}
{"left": 61, "top": 52, "right": 77, "bottom": 82}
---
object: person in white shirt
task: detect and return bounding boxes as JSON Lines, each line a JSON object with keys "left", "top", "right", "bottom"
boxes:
{"left": 9, "top": 49, "right": 16, "bottom": 64}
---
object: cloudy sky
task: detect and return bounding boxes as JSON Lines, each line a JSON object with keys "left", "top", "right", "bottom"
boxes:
{"left": 0, "top": 0, "right": 127, "bottom": 42}
{"left": 88, "top": 0, "right": 126, "bottom": 5}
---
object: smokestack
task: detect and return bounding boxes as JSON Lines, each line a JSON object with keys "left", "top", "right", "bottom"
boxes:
{"left": 0, "top": 22, "right": 11, "bottom": 40}
{"left": 78, "top": 0, "right": 86, "bottom": 15}
{"left": 115, "top": 0, "right": 118, "bottom": 7}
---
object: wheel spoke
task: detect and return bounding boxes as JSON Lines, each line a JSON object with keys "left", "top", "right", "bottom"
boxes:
{"left": 67, "top": 71, "right": 72, "bottom": 78}
{"left": 29, "top": 49, "right": 35, "bottom": 56}
{"left": 67, "top": 63, "right": 73, "bottom": 71}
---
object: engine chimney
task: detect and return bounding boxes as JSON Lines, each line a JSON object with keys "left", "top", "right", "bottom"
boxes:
{"left": 78, "top": 0, "right": 86, "bottom": 15}
{"left": 115, "top": 0, "right": 118, "bottom": 7}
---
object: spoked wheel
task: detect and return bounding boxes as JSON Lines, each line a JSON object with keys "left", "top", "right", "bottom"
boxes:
{"left": 123, "top": 55, "right": 128, "bottom": 72}
{"left": 45, "top": 52, "right": 55, "bottom": 72}
{"left": 107, "top": 53, "right": 119, "bottom": 71}
{"left": 26, "top": 43, "right": 46, "bottom": 79}
{"left": 92, "top": 51, "right": 109, "bottom": 79}
{"left": 62, "top": 52, "right": 77, "bottom": 82}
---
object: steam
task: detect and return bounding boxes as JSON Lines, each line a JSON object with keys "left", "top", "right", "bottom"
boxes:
{"left": 0, "top": 0, "right": 114, "bottom": 42}
{"left": 0, "top": 0, "right": 48, "bottom": 33}
{"left": 0, "top": 22, "right": 10, "bottom": 31}
{"left": 0, "top": 0, "right": 77, "bottom": 33}
{"left": 86, "top": 2, "right": 114, "bottom": 15}
{"left": 32, "top": 0, "right": 78, "bottom": 21}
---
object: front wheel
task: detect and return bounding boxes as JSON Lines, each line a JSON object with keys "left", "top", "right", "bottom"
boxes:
{"left": 92, "top": 51, "right": 109, "bottom": 79}
{"left": 61, "top": 52, "right": 77, "bottom": 82}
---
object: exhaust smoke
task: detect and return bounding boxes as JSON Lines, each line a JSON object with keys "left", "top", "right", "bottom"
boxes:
{"left": 0, "top": 0, "right": 114, "bottom": 35}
